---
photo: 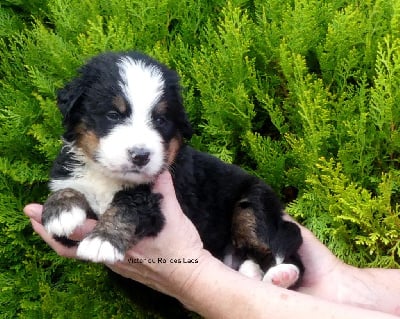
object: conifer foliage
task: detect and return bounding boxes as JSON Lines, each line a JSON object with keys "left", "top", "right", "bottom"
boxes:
{"left": 1, "top": 0, "right": 399, "bottom": 317}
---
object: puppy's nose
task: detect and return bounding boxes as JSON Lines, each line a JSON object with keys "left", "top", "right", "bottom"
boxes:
{"left": 128, "top": 147, "right": 151, "bottom": 167}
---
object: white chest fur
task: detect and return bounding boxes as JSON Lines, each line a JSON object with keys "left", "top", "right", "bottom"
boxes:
{"left": 49, "top": 163, "right": 125, "bottom": 216}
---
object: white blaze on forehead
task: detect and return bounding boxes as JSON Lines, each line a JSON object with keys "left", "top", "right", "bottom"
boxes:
{"left": 117, "top": 57, "right": 164, "bottom": 113}
{"left": 92, "top": 56, "right": 166, "bottom": 183}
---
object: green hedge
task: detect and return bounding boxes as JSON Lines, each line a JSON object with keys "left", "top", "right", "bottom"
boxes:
{"left": 1, "top": 0, "right": 399, "bottom": 317}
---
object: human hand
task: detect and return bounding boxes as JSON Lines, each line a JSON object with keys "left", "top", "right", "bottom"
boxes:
{"left": 106, "top": 171, "right": 211, "bottom": 297}
{"left": 284, "top": 215, "right": 356, "bottom": 305}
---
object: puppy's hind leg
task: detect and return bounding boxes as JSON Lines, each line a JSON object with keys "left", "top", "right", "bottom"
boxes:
{"left": 232, "top": 196, "right": 274, "bottom": 280}
{"left": 263, "top": 220, "right": 304, "bottom": 288}
{"left": 232, "top": 182, "right": 304, "bottom": 288}
{"left": 263, "top": 263, "right": 301, "bottom": 288}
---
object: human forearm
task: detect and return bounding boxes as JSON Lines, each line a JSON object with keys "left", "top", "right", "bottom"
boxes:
{"left": 335, "top": 265, "right": 400, "bottom": 316}
{"left": 175, "top": 253, "right": 398, "bottom": 319}
{"left": 291, "top": 218, "right": 400, "bottom": 317}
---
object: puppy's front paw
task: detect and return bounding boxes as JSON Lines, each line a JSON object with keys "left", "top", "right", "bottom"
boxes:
{"left": 44, "top": 207, "right": 86, "bottom": 237}
{"left": 42, "top": 188, "right": 91, "bottom": 237}
{"left": 77, "top": 236, "right": 125, "bottom": 264}
{"left": 263, "top": 263, "right": 300, "bottom": 288}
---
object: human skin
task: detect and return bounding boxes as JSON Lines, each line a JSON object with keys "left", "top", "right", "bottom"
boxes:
{"left": 24, "top": 172, "right": 400, "bottom": 318}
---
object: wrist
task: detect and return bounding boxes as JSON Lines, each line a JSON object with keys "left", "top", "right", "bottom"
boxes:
{"left": 335, "top": 264, "right": 378, "bottom": 310}
{"left": 165, "top": 248, "right": 216, "bottom": 305}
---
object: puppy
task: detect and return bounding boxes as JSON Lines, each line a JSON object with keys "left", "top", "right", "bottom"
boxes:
{"left": 42, "top": 51, "right": 304, "bottom": 289}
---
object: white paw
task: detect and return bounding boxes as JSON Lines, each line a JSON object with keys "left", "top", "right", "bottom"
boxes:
{"left": 77, "top": 236, "right": 124, "bottom": 264}
{"left": 238, "top": 259, "right": 263, "bottom": 280}
{"left": 263, "top": 263, "right": 300, "bottom": 288}
{"left": 45, "top": 207, "right": 86, "bottom": 236}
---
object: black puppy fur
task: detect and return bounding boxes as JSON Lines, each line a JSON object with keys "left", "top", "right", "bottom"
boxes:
{"left": 42, "top": 52, "right": 304, "bottom": 311}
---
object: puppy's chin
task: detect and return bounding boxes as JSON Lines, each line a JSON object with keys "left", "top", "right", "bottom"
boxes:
{"left": 108, "top": 171, "right": 156, "bottom": 184}
{"left": 105, "top": 166, "right": 167, "bottom": 185}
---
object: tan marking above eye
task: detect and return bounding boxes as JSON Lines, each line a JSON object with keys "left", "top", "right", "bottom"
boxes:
{"left": 154, "top": 100, "right": 168, "bottom": 114}
{"left": 112, "top": 95, "right": 127, "bottom": 113}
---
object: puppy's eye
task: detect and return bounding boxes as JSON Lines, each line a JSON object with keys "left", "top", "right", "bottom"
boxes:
{"left": 155, "top": 115, "right": 167, "bottom": 127}
{"left": 106, "top": 110, "right": 120, "bottom": 121}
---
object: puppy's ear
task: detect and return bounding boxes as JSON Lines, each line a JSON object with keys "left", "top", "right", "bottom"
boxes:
{"left": 168, "top": 77, "right": 193, "bottom": 140}
{"left": 57, "top": 77, "right": 85, "bottom": 122}
{"left": 177, "top": 111, "right": 193, "bottom": 140}
{"left": 172, "top": 91, "right": 193, "bottom": 140}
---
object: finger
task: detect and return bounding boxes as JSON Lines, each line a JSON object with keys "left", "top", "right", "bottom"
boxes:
{"left": 153, "top": 170, "right": 174, "bottom": 196}
{"left": 282, "top": 213, "right": 296, "bottom": 223}
{"left": 69, "top": 219, "right": 97, "bottom": 241}
{"left": 30, "top": 218, "right": 78, "bottom": 258}
{"left": 152, "top": 171, "right": 183, "bottom": 217}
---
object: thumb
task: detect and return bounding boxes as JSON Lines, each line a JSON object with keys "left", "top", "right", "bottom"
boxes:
{"left": 153, "top": 171, "right": 176, "bottom": 198}
{"left": 24, "top": 203, "right": 43, "bottom": 222}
